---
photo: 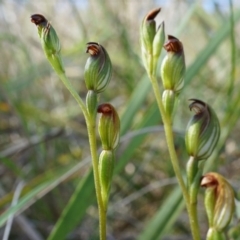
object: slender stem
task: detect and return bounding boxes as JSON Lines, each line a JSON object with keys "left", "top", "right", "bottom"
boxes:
{"left": 188, "top": 200, "right": 201, "bottom": 240}
{"left": 57, "top": 72, "right": 106, "bottom": 239}
{"left": 149, "top": 74, "right": 188, "bottom": 199}
{"left": 58, "top": 73, "right": 89, "bottom": 121}
{"left": 149, "top": 74, "right": 201, "bottom": 240}
{"left": 87, "top": 117, "right": 106, "bottom": 240}
{"left": 188, "top": 157, "right": 203, "bottom": 240}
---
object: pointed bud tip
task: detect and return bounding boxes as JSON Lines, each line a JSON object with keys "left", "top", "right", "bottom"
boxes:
{"left": 157, "top": 21, "right": 165, "bottom": 29}
{"left": 164, "top": 35, "right": 183, "bottom": 53}
{"left": 146, "top": 8, "right": 161, "bottom": 21}
{"left": 30, "top": 14, "right": 47, "bottom": 25}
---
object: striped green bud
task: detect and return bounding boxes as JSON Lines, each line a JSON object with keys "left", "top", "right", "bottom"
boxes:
{"left": 84, "top": 42, "right": 112, "bottom": 93}
{"left": 161, "top": 35, "right": 185, "bottom": 93}
{"left": 152, "top": 22, "right": 165, "bottom": 75}
{"left": 201, "top": 172, "right": 235, "bottom": 232}
{"left": 185, "top": 99, "right": 220, "bottom": 160}
{"left": 86, "top": 90, "right": 97, "bottom": 118}
{"left": 31, "top": 14, "right": 64, "bottom": 74}
{"left": 97, "top": 103, "right": 120, "bottom": 150}
{"left": 98, "top": 150, "right": 114, "bottom": 210}
{"left": 162, "top": 89, "right": 177, "bottom": 121}
{"left": 140, "top": 8, "right": 165, "bottom": 75}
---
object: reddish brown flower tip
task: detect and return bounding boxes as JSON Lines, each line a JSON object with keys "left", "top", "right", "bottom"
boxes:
{"left": 189, "top": 99, "right": 208, "bottom": 115}
{"left": 97, "top": 103, "right": 113, "bottom": 115}
{"left": 164, "top": 35, "right": 183, "bottom": 53}
{"left": 97, "top": 103, "right": 120, "bottom": 150}
{"left": 200, "top": 173, "right": 218, "bottom": 188}
{"left": 146, "top": 8, "right": 161, "bottom": 21}
{"left": 30, "top": 14, "right": 47, "bottom": 25}
{"left": 86, "top": 42, "right": 101, "bottom": 56}
{"left": 185, "top": 99, "right": 220, "bottom": 160}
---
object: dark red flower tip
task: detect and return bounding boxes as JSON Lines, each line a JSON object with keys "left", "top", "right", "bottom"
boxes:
{"left": 86, "top": 42, "right": 101, "bottom": 56}
{"left": 97, "top": 103, "right": 113, "bottom": 115}
{"left": 164, "top": 35, "right": 183, "bottom": 53}
{"left": 145, "top": 8, "right": 161, "bottom": 21}
{"left": 31, "top": 14, "right": 47, "bottom": 25}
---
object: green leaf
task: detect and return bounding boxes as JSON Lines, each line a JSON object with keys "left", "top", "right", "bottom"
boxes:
{"left": 185, "top": 8, "right": 240, "bottom": 86}
{"left": 47, "top": 170, "right": 95, "bottom": 240}
{"left": 0, "top": 161, "right": 89, "bottom": 227}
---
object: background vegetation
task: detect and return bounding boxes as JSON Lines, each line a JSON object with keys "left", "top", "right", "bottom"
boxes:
{"left": 0, "top": 0, "right": 240, "bottom": 239}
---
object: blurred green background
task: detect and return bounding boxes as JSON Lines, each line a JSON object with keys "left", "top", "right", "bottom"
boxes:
{"left": 0, "top": 0, "right": 240, "bottom": 239}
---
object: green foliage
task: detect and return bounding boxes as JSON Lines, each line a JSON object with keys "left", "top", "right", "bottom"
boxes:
{"left": 0, "top": 1, "right": 240, "bottom": 239}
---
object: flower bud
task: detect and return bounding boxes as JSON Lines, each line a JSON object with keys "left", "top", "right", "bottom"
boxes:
{"left": 161, "top": 35, "right": 185, "bottom": 93}
{"left": 97, "top": 103, "right": 120, "bottom": 150}
{"left": 152, "top": 22, "right": 165, "bottom": 74}
{"left": 140, "top": 8, "right": 165, "bottom": 75}
{"left": 201, "top": 172, "right": 235, "bottom": 231}
{"left": 141, "top": 8, "right": 160, "bottom": 55}
{"left": 84, "top": 42, "right": 112, "bottom": 93}
{"left": 86, "top": 90, "right": 97, "bottom": 118}
{"left": 162, "top": 89, "right": 177, "bottom": 121}
{"left": 185, "top": 99, "right": 220, "bottom": 160}
{"left": 98, "top": 150, "right": 115, "bottom": 210}
{"left": 31, "top": 14, "right": 64, "bottom": 74}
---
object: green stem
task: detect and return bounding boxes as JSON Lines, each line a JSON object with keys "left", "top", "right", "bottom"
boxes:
{"left": 87, "top": 117, "right": 106, "bottom": 240}
{"left": 149, "top": 74, "right": 188, "bottom": 198}
{"left": 188, "top": 200, "right": 200, "bottom": 239}
{"left": 149, "top": 74, "right": 200, "bottom": 240}
{"left": 58, "top": 73, "right": 89, "bottom": 120}
{"left": 188, "top": 158, "right": 203, "bottom": 240}
{"left": 57, "top": 72, "right": 106, "bottom": 239}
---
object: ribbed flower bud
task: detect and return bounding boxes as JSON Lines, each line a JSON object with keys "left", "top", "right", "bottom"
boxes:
{"left": 185, "top": 99, "right": 220, "bottom": 160}
{"left": 161, "top": 35, "right": 185, "bottom": 93}
{"left": 98, "top": 150, "right": 115, "bottom": 210}
{"left": 97, "top": 103, "right": 120, "bottom": 150}
{"left": 140, "top": 8, "right": 165, "bottom": 75}
{"left": 201, "top": 172, "right": 235, "bottom": 232}
{"left": 162, "top": 89, "right": 177, "bottom": 121}
{"left": 153, "top": 22, "right": 165, "bottom": 61}
{"left": 31, "top": 14, "right": 64, "bottom": 74}
{"left": 84, "top": 42, "right": 112, "bottom": 93}
{"left": 86, "top": 90, "right": 97, "bottom": 118}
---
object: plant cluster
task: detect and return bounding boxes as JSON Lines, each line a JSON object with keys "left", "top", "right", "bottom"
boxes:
{"left": 26, "top": 6, "right": 238, "bottom": 240}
